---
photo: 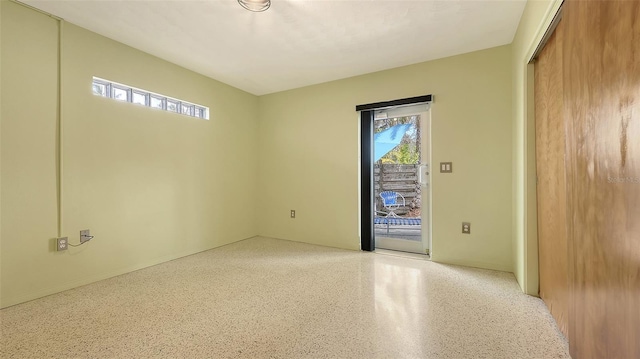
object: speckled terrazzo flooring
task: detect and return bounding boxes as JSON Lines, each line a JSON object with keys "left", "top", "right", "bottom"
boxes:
{"left": 0, "top": 237, "right": 570, "bottom": 359}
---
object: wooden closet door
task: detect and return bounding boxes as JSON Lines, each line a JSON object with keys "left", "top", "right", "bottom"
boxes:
{"left": 563, "top": 0, "right": 640, "bottom": 358}
{"left": 534, "top": 21, "right": 569, "bottom": 339}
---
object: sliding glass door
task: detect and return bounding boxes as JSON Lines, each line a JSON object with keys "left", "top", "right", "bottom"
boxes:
{"left": 357, "top": 95, "right": 433, "bottom": 254}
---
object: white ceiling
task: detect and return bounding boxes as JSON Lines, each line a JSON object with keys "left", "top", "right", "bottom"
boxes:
{"left": 23, "top": 0, "right": 526, "bottom": 95}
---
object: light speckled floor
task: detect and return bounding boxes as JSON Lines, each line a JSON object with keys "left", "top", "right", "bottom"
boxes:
{"left": 1, "top": 237, "right": 570, "bottom": 358}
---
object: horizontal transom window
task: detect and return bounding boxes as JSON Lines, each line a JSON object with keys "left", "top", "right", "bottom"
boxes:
{"left": 92, "top": 77, "right": 209, "bottom": 120}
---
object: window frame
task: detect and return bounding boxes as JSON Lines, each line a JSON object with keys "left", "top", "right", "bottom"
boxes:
{"left": 91, "top": 77, "right": 209, "bottom": 120}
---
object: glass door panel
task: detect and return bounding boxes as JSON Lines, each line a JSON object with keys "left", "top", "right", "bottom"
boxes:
{"left": 373, "top": 105, "right": 430, "bottom": 255}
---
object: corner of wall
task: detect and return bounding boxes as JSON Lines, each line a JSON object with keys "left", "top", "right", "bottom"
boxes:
{"left": 510, "top": 0, "right": 563, "bottom": 295}
{"left": 0, "top": 1, "right": 262, "bottom": 308}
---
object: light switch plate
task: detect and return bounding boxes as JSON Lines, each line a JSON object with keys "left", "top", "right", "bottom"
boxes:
{"left": 440, "top": 162, "right": 453, "bottom": 173}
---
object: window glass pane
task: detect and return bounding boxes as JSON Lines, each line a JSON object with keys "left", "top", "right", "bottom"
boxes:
{"left": 167, "top": 100, "right": 178, "bottom": 112}
{"left": 181, "top": 104, "right": 194, "bottom": 116}
{"left": 132, "top": 91, "right": 147, "bottom": 106}
{"left": 150, "top": 96, "right": 165, "bottom": 109}
{"left": 112, "top": 87, "right": 128, "bottom": 102}
{"left": 91, "top": 77, "right": 208, "bottom": 120}
{"left": 93, "top": 82, "right": 107, "bottom": 97}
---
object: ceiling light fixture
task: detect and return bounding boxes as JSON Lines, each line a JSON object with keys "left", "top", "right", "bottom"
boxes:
{"left": 238, "top": 0, "right": 271, "bottom": 12}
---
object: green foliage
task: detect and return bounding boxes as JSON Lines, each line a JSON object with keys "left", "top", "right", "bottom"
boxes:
{"left": 375, "top": 115, "right": 421, "bottom": 164}
{"left": 381, "top": 144, "right": 419, "bottom": 164}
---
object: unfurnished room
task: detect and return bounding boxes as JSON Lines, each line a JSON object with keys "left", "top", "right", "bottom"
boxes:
{"left": 1, "top": 0, "right": 638, "bottom": 358}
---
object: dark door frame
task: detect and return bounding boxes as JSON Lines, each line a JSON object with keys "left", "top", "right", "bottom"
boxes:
{"left": 356, "top": 94, "right": 433, "bottom": 251}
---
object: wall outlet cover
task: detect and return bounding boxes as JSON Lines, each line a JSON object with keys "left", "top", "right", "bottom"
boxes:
{"left": 80, "top": 229, "right": 91, "bottom": 243}
{"left": 56, "top": 237, "right": 68, "bottom": 251}
{"left": 462, "top": 222, "right": 471, "bottom": 234}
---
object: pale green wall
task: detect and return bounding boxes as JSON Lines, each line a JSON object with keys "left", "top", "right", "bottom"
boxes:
{"left": 0, "top": 1, "right": 259, "bottom": 308}
{"left": 1, "top": 1, "right": 59, "bottom": 308}
{"left": 258, "top": 46, "right": 514, "bottom": 271}
{"left": 511, "top": 0, "right": 562, "bottom": 295}
{"left": 0, "top": 0, "right": 3, "bottom": 304}
{"left": 1, "top": 0, "right": 557, "bottom": 307}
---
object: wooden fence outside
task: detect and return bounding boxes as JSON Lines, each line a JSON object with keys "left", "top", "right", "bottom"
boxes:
{"left": 374, "top": 164, "right": 421, "bottom": 216}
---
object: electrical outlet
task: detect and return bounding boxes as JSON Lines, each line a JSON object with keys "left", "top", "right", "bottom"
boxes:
{"left": 462, "top": 222, "right": 471, "bottom": 234}
{"left": 80, "top": 229, "right": 92, "bottom": 243}
{"left": 56, "top": 237, "right": 68, "bottom": 251}
{"left": 290, "top": 210, "right": 296, "bottom": 218}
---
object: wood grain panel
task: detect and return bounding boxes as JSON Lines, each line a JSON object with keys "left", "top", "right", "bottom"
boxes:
{"left": 534, "top": 21, "right": 569, "bottom": 340}
{"left": 563, "top": 0, "right": 640, "bottom": 358}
